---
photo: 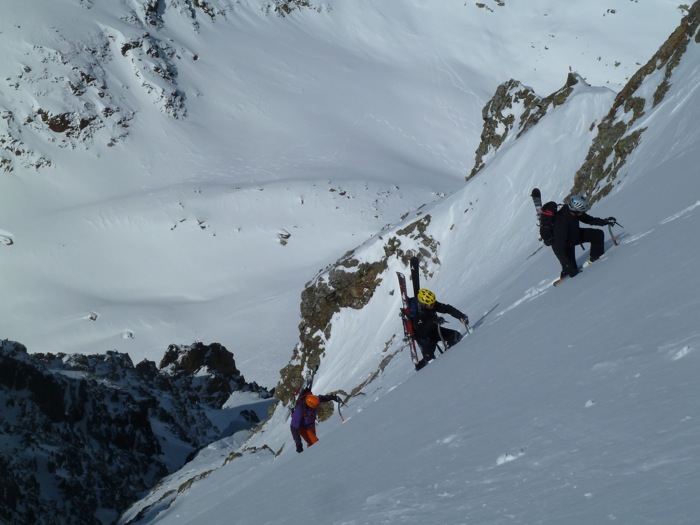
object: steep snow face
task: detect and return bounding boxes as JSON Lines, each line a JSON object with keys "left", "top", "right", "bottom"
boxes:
{"left": 572, "top": 1, "right": 700, "bottom": 201}
{"left": 269, "top": 76, "right": 617, "bottom": 416}
{"left": 0, "top": 0, "right": 682, "bottom": 388}
{"left": 1, "top": 3, "right": 697, "bottom": 523}
{"left": 121, "top": 6, "right": 700, "bottom": 525}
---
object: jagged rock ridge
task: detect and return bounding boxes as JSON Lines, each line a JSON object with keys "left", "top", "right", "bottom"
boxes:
{"left": 469, "top": 72, "right": 586, "bottom": 179}
{"left": 0, "top": 339, "right": 271, "bottom": 525}
{"left": 274, "top": 213, "right": 439, "bottom": 410}
{"left": 470, "top": 2, "right": 700, "bottom": 202}
{"left": 573, "top": 1, "right": 700, "bottom": 202}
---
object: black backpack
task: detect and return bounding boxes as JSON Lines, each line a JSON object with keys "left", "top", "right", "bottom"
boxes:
{"left": 539, "top": 201, "right": 558, "bottom": 246}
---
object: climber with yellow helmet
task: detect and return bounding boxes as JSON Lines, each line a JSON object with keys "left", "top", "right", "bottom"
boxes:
{"left": 290, "top": 389, "right": 341, "bottom": 453}
{"left": 410, "top": 288, "right": 469, "bottom": 370}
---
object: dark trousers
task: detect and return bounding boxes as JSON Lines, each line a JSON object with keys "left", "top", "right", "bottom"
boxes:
{"left": 418, "top": 327, "right": 462, "bottom": 361}
{"left": 553, "top": 228, "right": 604, "bottom": 276}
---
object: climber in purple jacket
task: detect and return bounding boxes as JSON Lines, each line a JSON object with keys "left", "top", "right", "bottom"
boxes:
{"left": 290, "top": 390, "right": 340, "bottom": 453}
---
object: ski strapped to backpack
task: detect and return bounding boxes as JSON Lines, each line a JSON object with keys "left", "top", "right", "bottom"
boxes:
{"left": 410, "top": 256, "right": 421, "bottom": 297}
{"left": 531, "top": 188, "right": 557, "bottom": 246}
{"left": 396, "top": 271, "right": 420, "bottom": 365}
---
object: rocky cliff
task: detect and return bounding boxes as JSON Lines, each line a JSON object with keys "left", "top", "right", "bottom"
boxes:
{"left": 0, "top": 340, "right": 270, "bottom": 525}
{"left": 471, "top": 2, "right": 700, "bottom": 202}
{"left": 573, "top": 1, "right": 700, "bottom": 202}
{"left": 469, "top": 72, "right": 587, "bottom": 179}
{"left": 274, "top": 213, "right": 440, "bottom": 412}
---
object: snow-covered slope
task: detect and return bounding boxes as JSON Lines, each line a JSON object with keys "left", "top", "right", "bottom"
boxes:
{"left": 0, "top": 0, "right": 682, "bottom": 387}
{"left": 121, "top": 4, "right": 700, "bottom": 525}
{"left": 2, "top": 1, "right": 698, "bottom": 524}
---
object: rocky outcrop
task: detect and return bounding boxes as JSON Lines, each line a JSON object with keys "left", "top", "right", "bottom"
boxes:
{"left": 272, "top": 0, "right": 314, "bottom": 16}
{"left": 0, "top": 0, "right": 327, "bottom": 173}
{"left": 160, "top": 341, "right": 269, "bottom": 406}
{"left": 573, "top": 1, "right": 700, "bottom": 202}
{"left": 0, "top": 110, "right": 52, "bottom": 173}
{"left": 0, "top": 1, "right": 223, "bottom": 173}
{"left": 0, "top": 339, "right": 270, "bottom": 525}
{"left": 470, "top": 73, "right": 585, "bottom": 179}
{"left": 274, "top": 214, "right": 439, "bottom": 408}
{"left": 5, "top": 35, "right": 136, "bottom": 164}
{"left": 469, "top": 2, "right": 700, "bottom": 202}
{"left": 275, "top": 255, "right": 390, "bottom": 408}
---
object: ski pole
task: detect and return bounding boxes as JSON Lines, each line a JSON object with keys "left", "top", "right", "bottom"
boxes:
{"left": 337, "top": 401, "right": 346, "bottom": 422}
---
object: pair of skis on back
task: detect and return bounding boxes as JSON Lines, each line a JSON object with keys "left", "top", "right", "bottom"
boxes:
{"left": 396, "top": 256, "right": 470, "bottom": 367}
{"left": 396, "top": 257, "right": 422, "bottom": 365}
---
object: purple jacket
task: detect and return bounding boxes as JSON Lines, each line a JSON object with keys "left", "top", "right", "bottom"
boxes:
{"left": 290, "top": 392, "right": 335, "bottom": 429}
{"left": 290, "top": 401, "right": 317, "bottom": 430}
{"left": 290, "top": 392, "right": 336, "bottom": 448}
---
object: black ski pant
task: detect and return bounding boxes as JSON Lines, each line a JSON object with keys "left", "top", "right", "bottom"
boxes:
{"left": 418, "top": 327, "right": 462, "bottom": 361}
{"left": 552, "top": 228, "right": 604, "bottom": 277}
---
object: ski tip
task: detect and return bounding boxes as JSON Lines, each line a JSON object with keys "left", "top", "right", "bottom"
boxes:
{"left": 531, "top": 188, "right": 541, "bottom": 198}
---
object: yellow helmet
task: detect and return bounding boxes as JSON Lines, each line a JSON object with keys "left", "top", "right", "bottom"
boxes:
{"left": 305, "top": 395, "right": 320, "bottom": 408}
{"left": 417, "top": 288, "right": 436, "bottom": 306}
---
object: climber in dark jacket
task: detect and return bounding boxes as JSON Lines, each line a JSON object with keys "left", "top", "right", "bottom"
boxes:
{"left": 290, "top": 390, "right": 340, "bottom": 453}
{"left": 410, "top": 288, "right": 468, "bottom": 370}
{"left": 552, "top": 194, "right": 616, "bottom": 279}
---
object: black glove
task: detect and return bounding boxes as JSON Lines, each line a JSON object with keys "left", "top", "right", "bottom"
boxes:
{"left": 333, "top": 395, "right": 342, "bottom": 403}
{"left": 605, "top": 217, "right": 617, "bottom": 225}
{"left": 436, "top": 316, "right": 446, "bottom": 325}
{"left": 296, "top": 442, "right": 303, "bottom": 453}
{"left": 459, "top": 316, "right": 469, "bottom": 326}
